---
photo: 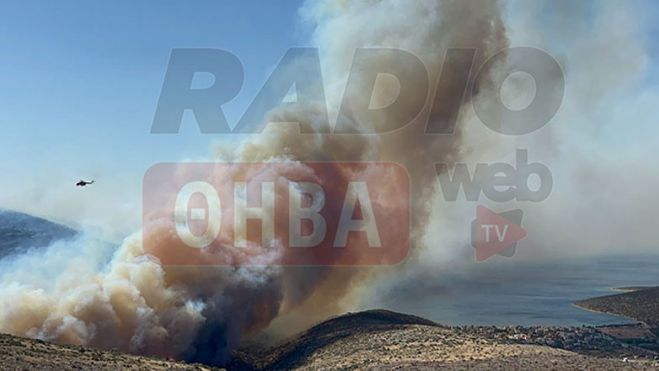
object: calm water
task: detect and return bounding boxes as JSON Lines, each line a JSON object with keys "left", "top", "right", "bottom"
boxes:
{"left": 374, "top": 254, "right": 659, "bottom": 327}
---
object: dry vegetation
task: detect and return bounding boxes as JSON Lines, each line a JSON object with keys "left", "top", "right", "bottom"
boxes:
{"left": 2, "top": 309, "right": 659, "bottom": 370}
{"left": 232, "top": 310, "right": 658, "bottom": 370}
{"left": 0, "top": 333, "right": 218, "bottom": 371}
{"left": 576, "top": 287, "right": 659, "bottom": 332}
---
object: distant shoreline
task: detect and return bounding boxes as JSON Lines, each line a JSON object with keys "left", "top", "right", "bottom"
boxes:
{"left": 574, "top": 286, "right": 659, "bottom": 330}
{"left": 571, "top": 303, "right": 639, "bottom": 325}
{"left": 609, "top": 286, "right": 652, "bottom": 293}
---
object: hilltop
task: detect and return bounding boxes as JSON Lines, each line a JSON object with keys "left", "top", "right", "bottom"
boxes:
{"left": 1, "top": 309, "right": 658, "bottom": 370}
{"left": 576, "top": 286, "right": 659, "bottom": 336}
{"left": 0, "top": 209, "right": 77, "bottom": 258}
{"left": 230, "top": 310, "right": 657, "bottom": 370}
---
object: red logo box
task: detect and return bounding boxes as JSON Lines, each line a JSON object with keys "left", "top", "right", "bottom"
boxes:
{"left": 143, "top": 162, "right": 410, "bottom": 266}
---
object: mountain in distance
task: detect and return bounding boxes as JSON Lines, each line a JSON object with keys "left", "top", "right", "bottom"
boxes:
{"left": 0, "top": 209, "right": 77, "bottom": 259}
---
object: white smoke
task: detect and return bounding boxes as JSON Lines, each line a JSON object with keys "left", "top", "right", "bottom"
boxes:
{"left": 367, "top": 0, "right": 659, "bottom": 308}
{"left": 0, "top": 0, "right": 509, "bottom": 364}
{"left": 5, "top": 0, "right": 653, "bottom": 367}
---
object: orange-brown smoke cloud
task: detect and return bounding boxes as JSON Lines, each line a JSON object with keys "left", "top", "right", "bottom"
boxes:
{"left": 0, "top": 0, "right": 508, "bottom": 365}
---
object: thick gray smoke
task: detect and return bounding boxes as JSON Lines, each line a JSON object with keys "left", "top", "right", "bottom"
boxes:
{"left": 363, "top": 0, "right": 659, "bottom": 313}
{"left": 0, "top": 0, "right": 510, "bottom": 365}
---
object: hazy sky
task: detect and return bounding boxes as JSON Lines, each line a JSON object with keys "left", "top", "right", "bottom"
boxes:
{"left": 0, "top": 0, "right": 304, "bottom": 184}
{"left": 0, "top": 1, "right": 307, "bottom": 234}
{"left": 0, "top": 0, "right": 658, "bottom": 244}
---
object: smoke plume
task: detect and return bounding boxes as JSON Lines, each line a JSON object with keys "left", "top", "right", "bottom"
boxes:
{"left": 0, "top": 0, "right": 509, "bottom": 365}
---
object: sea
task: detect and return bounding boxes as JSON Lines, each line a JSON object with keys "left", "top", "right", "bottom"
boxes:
{"left": 1, "top": 209, "right": 657, "bottom": 328}
{"left": 373, "top": 253, "right": 659, "bottom": 327}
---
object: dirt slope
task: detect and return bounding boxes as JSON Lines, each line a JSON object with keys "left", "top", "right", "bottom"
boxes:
{"left": 233, "top": 310, "right": 657, "bottom": 370}
{"left": 0, "top": 333, "right": 218, "bottom": 371}
{"left": 2, "top": 309, "right": 658, "bottom": 370}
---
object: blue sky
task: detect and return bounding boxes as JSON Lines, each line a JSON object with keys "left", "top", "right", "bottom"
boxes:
{"left": 0, "top": 0, "right": 307, "bottom": 184}
{"left": 1, "top": 0, "right": 658, "bottom": 238}
{"left": 1, "top": 0, "right": 657, "bottom": 180}
{"left": 2, "top": 0, "right": 658, "bottom": 179}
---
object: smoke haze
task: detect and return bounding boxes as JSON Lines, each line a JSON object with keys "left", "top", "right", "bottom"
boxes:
{"left": 0, "top": 0, "right": 657, "bottom": 367}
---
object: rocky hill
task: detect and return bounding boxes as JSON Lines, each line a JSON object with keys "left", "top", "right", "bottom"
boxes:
{"left": 0, "top": 332, "right": 217, "bottom": 371}
{"left": 1, "top": 309, "right": 658, "bottom": 370}
{"left": 231, "top": 310, "right": 657, "bottom": 370}
{"left": 576, "top": 287, "right": 659, "bottom": 332}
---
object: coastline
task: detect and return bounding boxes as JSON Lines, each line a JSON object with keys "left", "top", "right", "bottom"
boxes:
{"left": 575, "top": 286, "right": 658, "bottom": 322}
{"left": 571, "top": 303, "right": 641, "bottom": 326}
{"left": 610, "top": 286, "right": 652, "bottom": 293}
